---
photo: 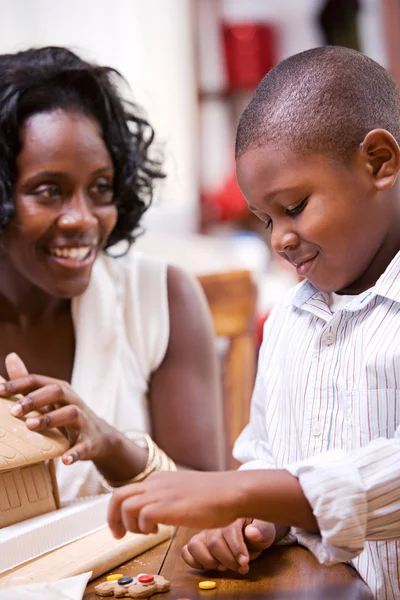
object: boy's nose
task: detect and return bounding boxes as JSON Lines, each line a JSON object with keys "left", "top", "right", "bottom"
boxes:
{"left": 271, "top": 228, "right": 299, "bottom": 254}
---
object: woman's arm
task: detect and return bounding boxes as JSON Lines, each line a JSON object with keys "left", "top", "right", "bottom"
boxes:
{"left": 0, "top": 265, "right": 225, "bottom": 482}
{"left": 149, "top": 265, "right": 225, "bottom": 471}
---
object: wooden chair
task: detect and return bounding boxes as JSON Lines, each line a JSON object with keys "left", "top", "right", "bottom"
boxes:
{"left": 197, "top": 270, "right": 258, "bottom": 468}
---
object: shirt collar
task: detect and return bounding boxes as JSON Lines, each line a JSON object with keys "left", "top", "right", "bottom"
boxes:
{"left": 374, "top": 249, "right": 400, "bottom": 303}
{"left": 291, "top": 249, "right": 400, "bottom": 311}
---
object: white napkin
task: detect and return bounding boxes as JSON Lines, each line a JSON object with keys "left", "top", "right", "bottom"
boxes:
{"left": 0, "top": 572, "right": 92, "bottom": 600}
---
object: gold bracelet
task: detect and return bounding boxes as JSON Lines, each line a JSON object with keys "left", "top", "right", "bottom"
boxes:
{"left": 96, "top": 432, "right": 176, "bottom": 492}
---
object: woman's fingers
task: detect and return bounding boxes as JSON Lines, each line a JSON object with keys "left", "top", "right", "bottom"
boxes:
{"left": 62, "top": 437, "right": 93, "bottom": 464}
{"left": 25, "top": 402, "right": 80, "bottom": 430}
{"left": 10, "top": 382, "right": 68, "bottom": 417}
{"left": 0, "top": 374, "right": 59, "bottom": 398}
{"left": 5, "top": 352, "right": 29, "bottom": 379}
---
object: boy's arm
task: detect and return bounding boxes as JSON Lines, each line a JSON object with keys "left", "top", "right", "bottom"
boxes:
{"left": 284, "top": 434, "right": 400, "bottom": 565}
{"left": 107, "top": 469, "right": 318, "bottom": 540}
{"left": 108, "top": 433, "right": 400, "bottom": 567}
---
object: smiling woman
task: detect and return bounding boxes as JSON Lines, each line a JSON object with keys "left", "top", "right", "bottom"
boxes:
{"left": 0, "top": 47, "right": 224, "bottom": 503}
{"left": 8, "top": 110, "right": 117, "bottom": 299}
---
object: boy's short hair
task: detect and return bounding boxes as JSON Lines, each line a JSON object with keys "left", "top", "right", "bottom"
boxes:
{"left": 236, "top": 46, "right": 400, "bottom": 162}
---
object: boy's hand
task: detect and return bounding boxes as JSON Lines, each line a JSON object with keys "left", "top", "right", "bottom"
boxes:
{"left": 181, "top": 519, "right": 276, "bottom": 575}
{"left": 108, "top": 471, "right": 242, "bottom": 538}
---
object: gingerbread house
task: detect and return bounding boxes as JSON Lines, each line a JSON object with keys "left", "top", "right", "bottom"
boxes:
{"left": 0, "top": 396, "right": 69, "bottom": 528}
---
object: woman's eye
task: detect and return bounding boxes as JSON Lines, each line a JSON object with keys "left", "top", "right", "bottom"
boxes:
{"left": 91, "top": 180, "right": 114, "bottom": 203}
{"left": 32, "top": 185, "right": 61, "bottom": 200}
{"left": 286, "top": 198, "right": 308, "bottom": 217}
{"left": 97, "top": 183, "right": 113, "bottom": 193}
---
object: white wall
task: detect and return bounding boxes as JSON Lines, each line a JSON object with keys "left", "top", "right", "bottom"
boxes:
{"left": 0, "top": 0, "right": 199, "bottom": 232}
{"left": 221, "top": 0, "right": 387, "bottom": 65}
{"left": 0, "top": 0, "right": 388, "bottom": 235}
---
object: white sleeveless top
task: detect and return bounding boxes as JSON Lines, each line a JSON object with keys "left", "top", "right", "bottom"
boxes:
{"left": 57, "top": 250, "right": 169, "bottom": 502}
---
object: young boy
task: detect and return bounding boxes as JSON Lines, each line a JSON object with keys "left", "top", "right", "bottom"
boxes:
{"left": 108, "top": 46, "right": 400, "bottom": 599}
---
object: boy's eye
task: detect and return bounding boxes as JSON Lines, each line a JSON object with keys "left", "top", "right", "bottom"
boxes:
{"left": 286, "top": 198, "right": 308, "bottom": 217}
{"left": 264, "top": 218, "right": 272, "bottom": 230}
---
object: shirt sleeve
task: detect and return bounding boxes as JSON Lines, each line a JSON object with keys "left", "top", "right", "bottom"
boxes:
{"left": 286, "top": 433, "right": 400, "bottom": 565}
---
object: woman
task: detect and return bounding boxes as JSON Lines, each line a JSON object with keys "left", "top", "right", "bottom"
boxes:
{"left": 0, "top": 46, "right": 224, "bottom": 502}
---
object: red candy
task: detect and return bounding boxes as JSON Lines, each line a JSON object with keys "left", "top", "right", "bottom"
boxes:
{"left": 137, "top": 574, "right": 154, "bottom": 584}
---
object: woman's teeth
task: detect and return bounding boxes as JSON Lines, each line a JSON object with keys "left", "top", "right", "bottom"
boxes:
{"left": 48, "top": 246, "right": 92, "bottom": 260}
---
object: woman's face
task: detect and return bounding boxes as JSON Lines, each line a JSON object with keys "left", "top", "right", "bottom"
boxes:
{"left": 3, "top": 109, "right": 118, "bottom": 298}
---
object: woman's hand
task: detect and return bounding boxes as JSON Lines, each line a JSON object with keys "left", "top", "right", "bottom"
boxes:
{"left": 182, "top": 519, "right": 277, "bottom": 575}
{"left": 0, "top": 352, "right": 114, "bottom": 466}
{"left": 108, "top": 470, "right": 244, "bottom": 538}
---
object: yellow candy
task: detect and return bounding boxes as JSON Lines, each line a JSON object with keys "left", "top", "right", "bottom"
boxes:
{"left": 198, "top": 580, "right": 216, "bottom": 590}
{"left": 106, "top": 573, "right": 123, "bottom": 582}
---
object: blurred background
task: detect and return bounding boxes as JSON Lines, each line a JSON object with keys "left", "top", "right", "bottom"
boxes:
{"left": 0, "top": 0, "right": 399, "bottom": 338}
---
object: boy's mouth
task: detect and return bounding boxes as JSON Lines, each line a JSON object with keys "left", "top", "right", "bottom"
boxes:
{"left": 293, "top": 253, "right": 318, "bottom": 277}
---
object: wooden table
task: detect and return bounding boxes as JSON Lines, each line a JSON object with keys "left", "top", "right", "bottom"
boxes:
{"left": 84, "top": 528, "right": 373, "bottom": 599}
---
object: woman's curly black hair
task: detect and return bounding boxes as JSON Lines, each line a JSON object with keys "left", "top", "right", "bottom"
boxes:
{"left": 0, "top": 46, "right": 164, "bottom": 250}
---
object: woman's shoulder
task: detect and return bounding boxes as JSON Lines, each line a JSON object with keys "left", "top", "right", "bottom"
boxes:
{"left": 94, "top": 247, "right": 167, "bottom": 293}
{"left": 98, "top": 247, "right": 199, "bottom": 299}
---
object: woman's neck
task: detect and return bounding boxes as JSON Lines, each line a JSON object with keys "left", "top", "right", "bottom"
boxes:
{"left": 0, "top": 258, "right": 70, "bottom": 326}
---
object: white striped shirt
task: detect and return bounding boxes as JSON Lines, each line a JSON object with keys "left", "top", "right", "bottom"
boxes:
{"left": 234, "top": 250, "right": 400, "bottom": 600}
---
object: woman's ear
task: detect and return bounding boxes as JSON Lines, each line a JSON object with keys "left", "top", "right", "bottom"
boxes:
{"left": 359, "top": 129, "right": 400, "bottom": 191}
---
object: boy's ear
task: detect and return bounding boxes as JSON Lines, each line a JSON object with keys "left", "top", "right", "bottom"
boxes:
{"left": 359, "top": 129, "right": 400, "bottom": 190}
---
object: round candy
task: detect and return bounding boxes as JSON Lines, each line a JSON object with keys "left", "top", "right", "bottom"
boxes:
{"left": 137, "top": 574, "right": 154, "bottom": 584}
{"left": 106, "top": 574, "right": 123, "bottom": 582}
{"left": 198, "top": 580, "right": 216, "bottom": 590}
{"left": 118, "top": 576, "right": 134, "bottom": 586}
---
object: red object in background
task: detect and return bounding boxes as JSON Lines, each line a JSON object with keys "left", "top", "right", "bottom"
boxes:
{"left": 256, "top": 312, "right": 269, "bottom": 348}
{"left": 203, "top": 171, "right": 248, "bottom": 222}
{"left": 222, "top": 22, "right": 277, "bottom": 90}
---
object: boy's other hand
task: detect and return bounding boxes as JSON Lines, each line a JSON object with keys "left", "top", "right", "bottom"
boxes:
{"left": 181, "top": 518, "right": 276, "bottom": 575}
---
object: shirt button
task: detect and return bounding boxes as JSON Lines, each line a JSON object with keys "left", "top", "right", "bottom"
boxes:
{"left": 312, "top": 421, "right": 322, "bottom": 436}
{"left": 323, "top": 331, "right": 335, "bottom": 345}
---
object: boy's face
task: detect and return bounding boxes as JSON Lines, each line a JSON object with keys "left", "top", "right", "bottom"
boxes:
{"left": 237, "top": 143, "right": 400, "bottom": 294}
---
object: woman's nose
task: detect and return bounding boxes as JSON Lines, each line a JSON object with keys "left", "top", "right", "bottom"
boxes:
{"left": 58, "top": 194, "right": 97, "bottom": 230}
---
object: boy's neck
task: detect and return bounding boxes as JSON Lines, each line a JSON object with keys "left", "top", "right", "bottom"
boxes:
{"left": 337, "top": 237, "right": 400, "bottom": 295}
